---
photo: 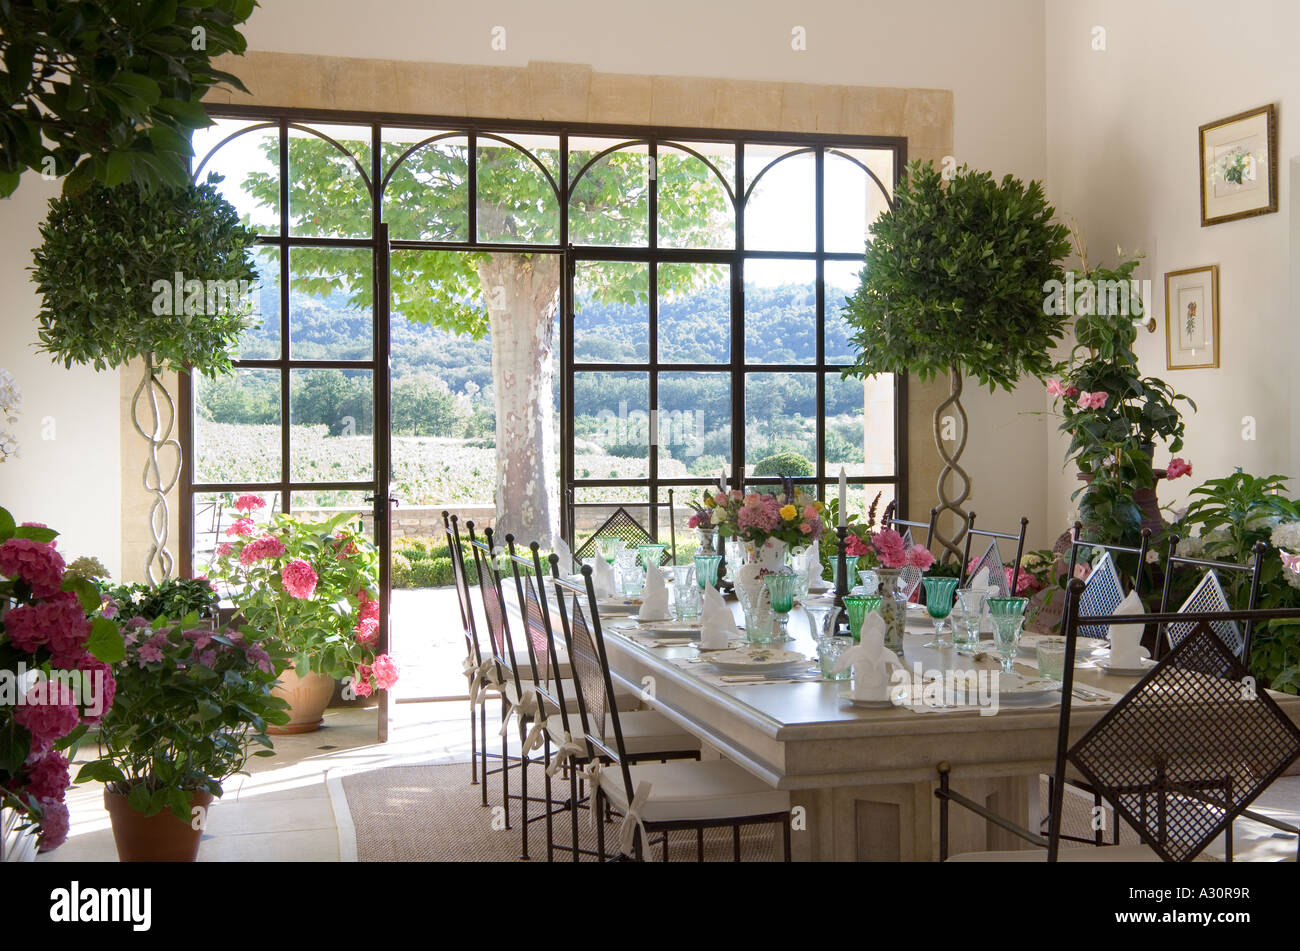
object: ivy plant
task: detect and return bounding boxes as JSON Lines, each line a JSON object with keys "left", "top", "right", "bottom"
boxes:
{"left": 0, "top": 0, "right": 257, "bottom": 196}
{"left": 30, "top": 175, "right": 257, "bottom": 376}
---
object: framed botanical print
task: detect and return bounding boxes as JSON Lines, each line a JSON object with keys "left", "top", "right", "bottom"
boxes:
{"left": 1164, "top": 265, "right": 1219, "bottom": 370}
{"left": 1199, "top": 104, "right": 1277, "bottom": 226}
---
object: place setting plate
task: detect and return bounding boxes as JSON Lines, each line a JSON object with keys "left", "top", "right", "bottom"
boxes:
{"left": 705, "top": 647, "right": 808, "bottom": 676}
{"left": 1093, "top": 653, "right": 1156, "bottom": 677}
{"left": 995, "top": 671, "right": 1062, "bottom": 704}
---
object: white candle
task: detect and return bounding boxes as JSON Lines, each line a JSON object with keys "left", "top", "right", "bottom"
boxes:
{"left": 719, "top": 468, "right": 727, "bottom": 495}
{"left": 838, "top": 467, "right": 847, "bottom": 527}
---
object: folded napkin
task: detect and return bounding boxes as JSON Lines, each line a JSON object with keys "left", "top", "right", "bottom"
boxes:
{"left": 638, "top": 561, "right": 670, "bottom": 620}
{"left": 966, "top": 566, "right": 990, "bottom": 592}
{"left": 833, "top": 612, "right": 904, "bottom": 701}
{"left": 552, "top": 537, "right": 574, "bottom": 575}
{"left": 1106, "top": 590, "right": 1148, "bottom": 663}
{"left": 591, "top": 557, "right": 616, "bottom": 599}
{"left": 802, "top": 546, "right": 825, "bottom": 587}
{"left": 699, "top": 581, "right": 741, "bottom": 649}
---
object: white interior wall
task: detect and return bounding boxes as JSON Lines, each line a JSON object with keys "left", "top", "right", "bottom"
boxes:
{"left": 1045, "top": 0, "right": 1299, "bottom": 535}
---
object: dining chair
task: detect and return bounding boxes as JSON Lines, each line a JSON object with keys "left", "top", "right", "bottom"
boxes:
{"left": 554, "top": 565, "right": 791, "bottom": 862}
{"left": 936, "top": 580, "right": 1300, "bottom": 862}
{"left": 959, "top": 512, "right": 1030, "bottom": 597}
{"left": 572, "top": 505, "right": 667, "bottom": 566}
{"left": 1065, "top": 523, "right": 1152, "bottom": 640}
{"left": 882, "top": 500, "right": 939, "bottom": 551}
{"left": 443, "top": 511, "right": 492, "bottom": 790}
{"left": 541, "top": 556, "right": 702, "bottom": 861}
{"left": 1155, "top": 536, "right": 1267, "bottom": 663}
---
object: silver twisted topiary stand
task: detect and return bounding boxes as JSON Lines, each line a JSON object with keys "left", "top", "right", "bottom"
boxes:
{"left": 131, "top": 353, "right": 181, "bottom": 583}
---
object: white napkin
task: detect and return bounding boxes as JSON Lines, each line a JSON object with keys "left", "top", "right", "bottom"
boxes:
{"left": 638, "top": 562, "right": 670, "bottom": 620}
{"left": 833, "top": 613, "right": 903, "bottom": 701}
{"left": 553, "top": 537, "right": 574, "bottom": 575}
{"left": 1106, "top": 590, "right": 1148, "bottom": 664}
{"left": 699, "top": 581, "right": 740, "bottom": 649}
{"left": 591, "top": 557, "right": 616, "bottom": 599}
{"left": 967, "top": 566, "right": 990, "bottom": 592}
{"left": 803, "top": 546, "right": 825, "bottom": 587}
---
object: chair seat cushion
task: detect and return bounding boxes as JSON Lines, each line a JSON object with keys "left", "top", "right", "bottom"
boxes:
{"left": 947, "top": 845, "right": 1162, "bottom": 862}
{"left": 597, "top": 759, "right": 789, "bottom": 823}
{"left": 546, "top": 712, "right": 700, "bottom": 756}
{"left": 521, "top": 679, "right": 636, "bottom": 714}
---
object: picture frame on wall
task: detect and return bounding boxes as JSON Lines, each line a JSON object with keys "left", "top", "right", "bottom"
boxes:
{"left": 1164, "top": 265, "right": 1219, "bottom": 370}
{"left": 1199, "top": 103, "right": 1277, "bottom": 226}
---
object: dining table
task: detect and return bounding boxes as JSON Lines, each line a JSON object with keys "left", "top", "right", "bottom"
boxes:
{"left": 577, "top": 589, "right": 1300, "bottom": 862}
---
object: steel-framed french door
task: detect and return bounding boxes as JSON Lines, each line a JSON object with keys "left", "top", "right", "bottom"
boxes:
{"left": 371, "top": 221, "right": 394, "bottom": 743}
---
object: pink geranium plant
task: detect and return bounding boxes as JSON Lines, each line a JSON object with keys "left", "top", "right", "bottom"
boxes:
{"left": 0, "top": 506, "right": 125, "bottom": 852}
{"left": 208, "top": 497, "right": 397, "bottom": 694}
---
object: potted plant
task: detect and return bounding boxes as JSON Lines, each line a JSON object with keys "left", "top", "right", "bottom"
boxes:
{"left": 843, "top": 160, "right": 1071, "bottom": 562}
{"left": 1047, "top": 234, "right": 1196, "bottom": 547}
{"left": 0, "top": 507, "right": 124, "bottom": 858}
{"left": 75, "top": 612, "right": 289, "bottom": 861}
{"left": 207, "top": 496, "right": 397, "bottom": 733}
{"left": 31, "top": 176, "right": 257, "bottom": 581}
{"left": 102, "top": 577, "right": 219, "bottom": 623}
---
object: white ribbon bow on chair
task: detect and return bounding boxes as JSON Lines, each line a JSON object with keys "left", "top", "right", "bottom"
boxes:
{"left": 464, "top": 657, "right": 500, "bottom": 705}
{"left": 618, "top": 781, "right": 653, "bottom": 857}
{"left": 499, "top": 682, "right": 545, "bottom": 753}
{"left": 579, "top": 761, "right": 604, "bottom": 827}
{"left": 546, "top": 732, "right": 587, "bottom": 778}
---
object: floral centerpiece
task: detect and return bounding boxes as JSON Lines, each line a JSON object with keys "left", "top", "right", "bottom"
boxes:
{"left": 75, "top": 610, "right": 289, "bottom": 861}
{"left": 0, "top": 508, "right": 124, "bottom": 854}
{"left": 207, "top": 496, "right": 397, "bottom": 731}
{"left": 712, "top": 484, "right": 826, "bottom": 556}
{"left": 872, "top": 528, "right": 936, "bottom": 573}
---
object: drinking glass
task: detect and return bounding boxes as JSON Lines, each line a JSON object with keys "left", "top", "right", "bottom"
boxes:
{"left": 817, "top": 634, "right": 854, "bottom": 681}
{"left": 673, "top": 567, "right": 702, "bottom": 620}
{"left": 921, "top": 576, "right": 960, "bottom": 648}
{"left": 694, "top": 554, "right": 722, "bottom": 590}
{"left": 615, "top": 549, "right": 642, "bottom": 597}
{"left": 597, "top": 537, "right": 626, "bottom": 564}
{"left": 954, "top": 588, "right": 987, "bottom": 648}
{"left": 638, "top": 544, "right": 667, "bottom": 571}
{"left": 832, "top": 555, "right": 859, "bottom": 591}
{"left": 992, "top": 615, "right": 1026, "bottom": 674}
{"left": 1036, "top": 635, "right": 1067, "bottom": 682}
{"left": 842, "top": 594, "right": 872, "bottom": 642}
{"left": 803, "top": 598, "right": 840, "bottom": 642}
{"left": 764, "top": 572, "right": 799, "bottom": 641}
{"left": 988, "top": 597, "right": 1029, "bottom": 674}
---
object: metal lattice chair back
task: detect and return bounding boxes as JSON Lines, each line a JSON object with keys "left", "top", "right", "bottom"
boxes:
{"left": 1067, "top": 620, "right": 1300, "bottom": 862}
{"left": 445, "top": 515, "right": 483, "bottom": 667}
{"left": 1167, "top": 571, "right": 1242, "bottom": 659}
{"left": 519, "top": 570, "right": 552, "bottom": 689}
{"left": 967, "top": 541, "right": 1008, "bottom": 597}
{"left": 572, "top": 506, "right": 657, "bottom": 564}
{"left": 1077, "top": 551, "right": 1125, "bottom": 640}
{"left": 566, "top": 597, "right": 608, "bottom": 745}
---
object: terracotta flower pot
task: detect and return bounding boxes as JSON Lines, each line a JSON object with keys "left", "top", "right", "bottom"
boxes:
{"left": 269, "top": 663, "right": 335, "bottom": 734}
{"left": 1077, "top": 469, "right": 1167, "bottom": 538}
{"left": 104, "top": 788, "right": 214, "bottom": 862}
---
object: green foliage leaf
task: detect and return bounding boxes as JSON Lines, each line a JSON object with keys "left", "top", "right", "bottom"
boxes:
{"left": 88, "top": 616, "right": 127, "bottom": 663}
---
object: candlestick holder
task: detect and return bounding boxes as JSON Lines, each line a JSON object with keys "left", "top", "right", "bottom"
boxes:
{"left": 833, "top": 526, "right": 851, "bottom": 635}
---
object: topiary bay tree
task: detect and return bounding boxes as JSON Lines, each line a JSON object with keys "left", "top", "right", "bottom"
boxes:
{"left": 31, "top": 175, "right": 257, "bottom": 580}
{"left": 843, "top": 160, "right": 1070, "bottom": 561}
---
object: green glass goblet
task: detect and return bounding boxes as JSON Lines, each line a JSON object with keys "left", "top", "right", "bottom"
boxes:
{"left": 842, "top": 594, "right": 877, "bottom": 643}
{"left": 638, "top": 544, "right": 667, "bottom": 571}
{"left": 833, "top": 555, "right": 859, "bottom": 591}
{"left": 694, "top": 554, "right": 722, "bottom": 589}
{"left": 597, "top": 537, "right": 626, "bottom": 564}
{"left": 992, "top": 615, "right": 1027, "bottom": 674}
{"left": 921, "top": 576, "right": 960, "bottom": 649}
{"left": 764, "top": 572, "right": 799, "bottom": 641}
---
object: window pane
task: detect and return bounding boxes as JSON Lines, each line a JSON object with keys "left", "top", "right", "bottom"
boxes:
{"left": 193, "top": 369, "right": 281, "bottom": 483}
{"left": 232, "top": 246, "right": 281, "bottom": 360}
{"left": 476, "top": 134, "right": 560, "bottom": 244}
{"left": 744, "top": 259, "right": 816, "bottom": 364}
{"left": 568, "top": 138, "right": 649, "bottom": 246}
{"left": 824, "top": 373, "right": 894, "bottom": 479}
{"left": 658, "top": 263, "right": 729, "bottom": 364}
{"left": 657, "top": 371, "right": 731, "bottom": 479}
{"left": 191, "top": 490, "right": 284, "bottom": 575}
{"left": 288, "top": 123, "right": 372, "bottom": 239}
{"left": 382, "top": 129, "right": 469, "bottom": 241}
{"left": 824, "top": 259, "right": 861, "bottom": 365}
{"left": 824, "top": 148, "right": 894, "bottom": 254}
{"left": 289, "top": 490, "right": 374, "bottom": 544}
{"left": 823, "top": 481, "right": 896, "bottom": 532}
{"left": 192, "top": 119, "right": 280, "bottom": 235}
{"left": 744, "top": 373, "right": 816, "bottom": 476}
{"left": 290, "top": 368, "right": 373, "bottom": 482}
{"left": 289, "top": 247, "right": 373, "bottom": 360}
{"left": 573, "top": 371, "right": 649, "bottom": 474}
{"left": 574, "top": 261, "right": 648, "bottom": 363}
{"left": 743, "top": 145, "right": 814, "bottom": 252}
{"left": 572, "top": 488, "right": 651, "bottom": 548}
{"left": 657, "top": 142, "right": 734, "bottom": 249}
{"left": 655, "top": 484, "right": 719, "bottom": 560}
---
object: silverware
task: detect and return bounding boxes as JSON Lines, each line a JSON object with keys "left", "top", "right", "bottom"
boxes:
{"left": 1071, "top": 686, "right": 1108, "bottom": 702}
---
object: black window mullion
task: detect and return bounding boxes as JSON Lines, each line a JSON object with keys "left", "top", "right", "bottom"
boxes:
{"left": 278, "top": 118, "right": 291, "bottom": 515}
{"left": 648, "top": 138, "right": 659, "bottom": 536}
{"left": 815, "top": 146, "right": 827, "bottom": 494}
{"left": 732, "top": 141, "right": 745, "bottom": 490}
{"left": 467, "top": 132, "right": 477, "bottom": 245}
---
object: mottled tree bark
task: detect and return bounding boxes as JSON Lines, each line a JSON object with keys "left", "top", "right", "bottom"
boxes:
{"left": 475, "top": 253, "right": 559, "bottom": 547}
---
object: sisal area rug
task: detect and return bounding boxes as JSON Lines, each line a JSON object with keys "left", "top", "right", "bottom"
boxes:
{"left": 334, "top": 761, "right": 780, "bottom": 862}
